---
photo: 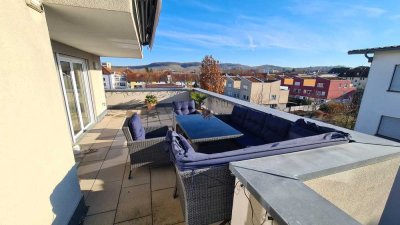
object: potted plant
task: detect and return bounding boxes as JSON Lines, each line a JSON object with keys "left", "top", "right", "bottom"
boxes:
{"left": 145, "top": 94, "right": 158, "bottom": 111}
{"left": 190, "top": 92, "right": 207, "bottom": 110}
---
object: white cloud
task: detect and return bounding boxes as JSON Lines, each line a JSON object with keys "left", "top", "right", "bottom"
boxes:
{"left": 355, "top": 6, "right": 386, "bottom": 17}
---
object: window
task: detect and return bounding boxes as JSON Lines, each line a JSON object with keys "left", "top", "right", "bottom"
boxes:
{"left": 338, "top": 83, "right": 342, "bottom": 88}
{"left": 317, "top": 83, "right": 324, "bottom": 88}
{"left": 294, "top": 82, "right": 300, "bottom": 86}
{"left": 307, "top": 90, "right": 312, "bottom": 94}
{"left": 344, "top": 84, "right": 348, "bottom": 88}
{"left": 389, "top": 65, "right": 400, "bottom": 92}
{"left": 271, "top": 94, "right": 277, "bottom": 100}
{"left": 103, "top": 78, "right": 105, "bottom": 81}
{"left": 321, "top": 91, "right": 326, "bottom": 96}
{"left": 227, "top": 83, "right": 232, "bottom": 88}
{"left": 377, "top": 116, "right": 400, "bottom": 141}
{"left": 243, "top": 85, "right": 248, "bottom": 90}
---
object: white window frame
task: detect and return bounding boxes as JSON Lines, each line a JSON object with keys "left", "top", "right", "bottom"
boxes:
{"left": 56, "top": 54, "right": 95, "bottom": 143}
{"left": 388, "top": 65, "right": 400, "bottom": 92}
{"left": 377, "top": 116, "right": 400, "bottom": 141}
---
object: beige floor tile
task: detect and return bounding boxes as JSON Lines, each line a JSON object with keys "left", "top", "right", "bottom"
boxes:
{"left": 82, "top": 147, "right": 110, "bottom": 162}
{"left": 152, "top": 188, "right": 184, "bottom": 225}
{"left": 86, "top": 180, "right": 122, "bottom": 215}
{"left": 115, "top": 184, "right": 151, "bottom": 223}
{"left": 106, "top": 147, "right": 129, "bottom": 162}
{"left": 91, "top": 141, "right": 113, "bottom": 149}
{"left": 79, "top": 179, "right": 96, "bottom": 199}
{"left": 151, "top": 166, "right": 176, "bottom": 191}
{"left": 83, "top": 211, "right": 115, "bottom": 225}
{"left": 122, "top": 165, "right": 150, "bottom": 188}
{"left": 97, "top": 163, "right": 125, "bottom": 182}
{"left": 78, "top": 161, "right": 103, "bottom": 180}
{"left": 115, "top": 216, "right": 152, "bottom": 225}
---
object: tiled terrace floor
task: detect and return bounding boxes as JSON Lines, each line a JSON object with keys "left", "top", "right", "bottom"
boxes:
{"left": 76, "top": 107, "right": 185, "bottom": 225}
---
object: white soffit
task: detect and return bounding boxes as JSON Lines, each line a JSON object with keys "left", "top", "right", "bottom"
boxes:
{"left": 44, "top": 3, "right": 142, "bottom": 58}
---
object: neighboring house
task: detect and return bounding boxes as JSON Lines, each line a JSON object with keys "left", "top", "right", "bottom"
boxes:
{"left": 239, "top": 77, "right": 289, "bottom": 109}
{"left": 349, "top": 45, "right": 400, "bottom": 142}
{"left": 102, "top": 65, "right": 127, "bottom": 89}
{"left": 0, "top": 1, "right": 160, "bottom": 224}
{"left": 224, "top": 76, "right": 241, "bottom": 98}
{"left": 281, "top": 76, "right": 356, "bottom": 103}
{"left": 338, "top": 66, "right": 370, "bottom": 89}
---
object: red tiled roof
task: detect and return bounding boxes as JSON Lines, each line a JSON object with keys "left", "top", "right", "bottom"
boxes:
{"left": 102, "top": 66, "right": 112, "bottom": 75}
{"left": 145, "top": 84, "right": 184, "bottom": 88}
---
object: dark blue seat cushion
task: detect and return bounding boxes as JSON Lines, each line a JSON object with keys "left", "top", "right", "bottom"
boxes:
{"left": 235, "top": 133, "right": 266, "bottom": 147}
{"left": 287, "top": 125, "right": 318, "bottom": 139}
{"left": 287, "top": 119, "right": 327, "bottom": 140}
{"left": 173, "top": 100, "right": 197, "bottom": 115}
{"left": 231, "top": 105, "right": 248, "bottom": 126}
{"left": 242, "top": 110, "right": 267, "bottom": 135}
{"left": 260, "top": 115, "right": 292, "bottom": 143}
{"left": 128, "top": 113, "right": 145, "bottom": 140}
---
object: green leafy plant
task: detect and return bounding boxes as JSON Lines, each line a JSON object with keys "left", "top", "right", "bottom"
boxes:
{"left": 145, "top": 94, "right": 158, "bottom": 105}
{"left": 191, "top": 92, "right": 207, "bottom": 109}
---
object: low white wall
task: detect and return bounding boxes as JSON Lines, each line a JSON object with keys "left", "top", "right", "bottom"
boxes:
{"left": 105, "top": 89, "right": 191, "bottom": 109}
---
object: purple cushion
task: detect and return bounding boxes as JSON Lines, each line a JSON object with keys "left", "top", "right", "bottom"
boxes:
{"left": 231, "top": 106, "right": 248, "bottom": 126}
{"left": 128, "top": 113, "right": 145, "bottom": 140}
{"left": 260, "top": 115, "right": 291, "bottom": 143}
{"left": 242, "top": 110, "right": 267, "bottom": 135}
{"left": 173, "top": 100, "right": 196, "bottom": 115}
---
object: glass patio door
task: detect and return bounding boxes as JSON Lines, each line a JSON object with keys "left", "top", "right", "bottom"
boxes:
{"left": 57, "top": 54, "right": 94, "bottom": 142}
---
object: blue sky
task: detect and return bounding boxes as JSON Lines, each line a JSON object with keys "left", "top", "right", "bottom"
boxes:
{"left": 102, "top": 0, "right": 400, "bottom": 67}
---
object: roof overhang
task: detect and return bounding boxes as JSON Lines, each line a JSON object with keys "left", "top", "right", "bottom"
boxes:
{"left": 348, "top": 45, "right": 400, "bottom": 55}
{"left": 43, "top": 0, "right": 161, "bottom": 58}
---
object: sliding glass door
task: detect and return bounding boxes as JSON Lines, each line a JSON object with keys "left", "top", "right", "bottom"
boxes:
{"left": 57, "top": 55, "right": 94, "bottom": 142}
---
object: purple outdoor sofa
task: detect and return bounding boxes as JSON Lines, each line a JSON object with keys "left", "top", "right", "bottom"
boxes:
{"left": 167, "top": 105, "right": 351, "bottom": 225}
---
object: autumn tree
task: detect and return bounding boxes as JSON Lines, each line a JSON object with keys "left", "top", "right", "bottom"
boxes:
{"left": 200, "top": 55, "right": 224, "bottom": 94}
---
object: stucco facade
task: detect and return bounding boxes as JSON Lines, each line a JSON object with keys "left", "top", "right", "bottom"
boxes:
{"left": 355, "top": 50, "right": 400, "bottom": 140}
{"left": 0, "top": 2, "right": 82, "bottom": 224}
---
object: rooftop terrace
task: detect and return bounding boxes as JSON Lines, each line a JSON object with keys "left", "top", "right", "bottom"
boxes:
{"left": 76, "top": 88, "right": 400, "bottom": 225}
{"left": 77, "top": 107, "right": 190, "bottom": 225}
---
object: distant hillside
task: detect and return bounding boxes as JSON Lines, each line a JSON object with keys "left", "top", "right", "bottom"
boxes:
{"left": 113, "top": 62, "right": 344, "bottom": 73}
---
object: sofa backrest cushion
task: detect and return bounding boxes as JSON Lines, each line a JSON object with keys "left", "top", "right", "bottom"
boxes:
{"left": 260, "top": 115, "right": 292, "bottom": 143}
{"left": 287, "top": 124, "right": 318, "bottom": 139}
{"left": 173, "top": 100, "right": 196, "bottom": 115}
{"left": 243, "top": 110, "right": 267, "bottom": 135}
{"left": 231, "top": 105, "right": 248, "bottom": 126}
{"left": 295, "top": 119, "right": 337, "bottom": 134}
{"left": 128, "top": 113, "right": 145, "bottom": 140}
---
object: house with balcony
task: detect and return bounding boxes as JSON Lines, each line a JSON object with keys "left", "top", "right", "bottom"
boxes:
{"left": 224, "top": 75, "right": 241, "bottom": 98}
{"left": 1, "top": 0, "right": 160, "bottom": 224}
{"left": 102, "top": 64, "right": 128, "bottom": 90}
{"left": 224, "top": 76, "right": 288, "bottom": 109}
{"left": 349, "top": 46, "right": 400, "bottom": 142}
{"left": 281, "top": 76, "right": 356, "bottom": 103}
{"left": 338, "top": 66, "right": 370, "bottom": 89}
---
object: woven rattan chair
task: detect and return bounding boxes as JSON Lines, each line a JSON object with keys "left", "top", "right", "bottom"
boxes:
{"left": 122, "top": 115, "right": 170, "bottom": 179}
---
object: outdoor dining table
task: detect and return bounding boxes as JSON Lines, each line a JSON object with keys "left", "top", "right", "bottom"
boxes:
{"left": 175, "top": 113, "right": 243, "bottom": 143}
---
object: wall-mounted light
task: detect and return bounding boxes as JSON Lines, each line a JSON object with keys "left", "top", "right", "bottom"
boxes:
{"left": 26, "top": 0, "right": 43, "bottom": 13}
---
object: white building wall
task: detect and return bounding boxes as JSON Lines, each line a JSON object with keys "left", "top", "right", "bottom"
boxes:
{"left": 355, "top": 50, "right": 400, "bottom": 136}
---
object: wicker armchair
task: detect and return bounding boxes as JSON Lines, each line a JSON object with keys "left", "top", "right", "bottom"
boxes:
{"left": 175, "top": 165, "right": 234, "bottom": 225}
{"left": 122, "top": 117, "right": 170, "bottom": 179}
